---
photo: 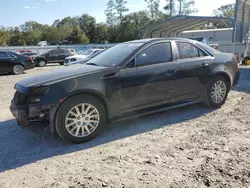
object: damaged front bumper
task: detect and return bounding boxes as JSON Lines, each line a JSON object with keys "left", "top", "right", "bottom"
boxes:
{"left": 10, "top": 101, "right": 30, "bottom": 128}
{"left": 9, "top": 92, "right": 50, "bottom": 128}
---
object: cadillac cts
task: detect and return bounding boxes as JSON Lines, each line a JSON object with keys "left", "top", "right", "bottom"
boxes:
{"left": 10, "top": 38, "right": 240, "bottom": 143}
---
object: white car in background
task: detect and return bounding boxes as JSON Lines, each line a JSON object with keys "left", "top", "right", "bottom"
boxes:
{"left": 64, "top": 49, "right": 103, "bottom": 65}
{"left": 64, "top": 49, "right": 105, "bottom": 66}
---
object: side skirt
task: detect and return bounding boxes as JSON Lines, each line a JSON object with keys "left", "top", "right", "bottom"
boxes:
{"left": 112, "top": 101, "right": 200, "bottom": 123}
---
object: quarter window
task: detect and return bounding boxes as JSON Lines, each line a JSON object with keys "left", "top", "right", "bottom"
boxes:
{"left": 136, "top": 43, "right": 172, "bottom": 67}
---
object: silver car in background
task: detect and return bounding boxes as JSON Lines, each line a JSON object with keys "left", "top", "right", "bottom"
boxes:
{"left": 64, "top": 49, "right": 105, "bottom": 66}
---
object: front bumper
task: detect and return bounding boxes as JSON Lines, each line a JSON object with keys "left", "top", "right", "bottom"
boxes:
{"left": 10, "top": 100, "right": 30, "bottom": 128}
{"left": 232, "top": 70, "right": 240, "bottom": 88}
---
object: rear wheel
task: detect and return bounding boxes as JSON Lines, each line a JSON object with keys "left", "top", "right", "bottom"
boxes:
{"left": 38, "top": 60, "right": 46, "bottom": 67}
{"left": 12, "top": 65, "right": 24, "bottom": 75}
{"left": 55, "top": 95, "right": 106, "bottom": 143}
{"left": 203, "top": 76, "right": 230, "bottom": 108}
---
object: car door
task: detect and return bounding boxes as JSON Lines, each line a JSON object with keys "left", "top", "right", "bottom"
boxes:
{"left": 118, "top": 42, "right": 183, "bottom": 114}
{"left": 0, "top": 52, "right": 17, "bottom": 73}
{"left": 46, "top": 50, "right": 58, "bottom": 63}
{"left": 57, "top": 49, "right": 68, "bottom": 62}
{"left": 175, "top": 42, "right": 214, "bottom": 99}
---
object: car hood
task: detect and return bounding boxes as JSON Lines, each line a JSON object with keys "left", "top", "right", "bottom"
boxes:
{"left": 16, "top": 65, "right": 108, "bottom": 88}
{"left": 65, "top": 55, "right": 88, "bottom": 59}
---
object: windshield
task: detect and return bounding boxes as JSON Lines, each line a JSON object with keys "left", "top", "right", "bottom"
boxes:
{"left": 88, "top": 50, "right": 104, "bottom": 58}
{"left": 86, "top": 43, "right": 143, "bottom": 67}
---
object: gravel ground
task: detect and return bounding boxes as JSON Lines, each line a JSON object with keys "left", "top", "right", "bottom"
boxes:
{"left": 0, "top": 65, "right": 250, "bottom": 188}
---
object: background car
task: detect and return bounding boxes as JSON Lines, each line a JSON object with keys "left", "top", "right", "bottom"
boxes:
{"left": 64, "top": 49, "right": 104, "bottom": 66}
{"left": 33, "top": 48, "right": 74, "bottom": 67}
{"left": 64, "top": 49, "right": 104, "bottom": 65}
{"left": 188, "top": 37, "right": 209, "bottom": 45}
{"left": 10, "top": 38, "right": 239, "bottom": 143}
{"left": 0, "top": 51, "right": 34, "bottom": 75}
{"left": 59, "top": 40, "right": 72, "bottom": 45}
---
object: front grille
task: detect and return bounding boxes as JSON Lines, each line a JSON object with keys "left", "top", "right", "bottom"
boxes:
{"left": 13, "top": 91, "right": 28, "bottom": 105}
{"left": 65, "top": 59, "right": 70, "bottom": 64}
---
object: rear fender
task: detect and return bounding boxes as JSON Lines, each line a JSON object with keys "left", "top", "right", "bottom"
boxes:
{"left": 201, "top": 63, "right": 233, "bottom": 87}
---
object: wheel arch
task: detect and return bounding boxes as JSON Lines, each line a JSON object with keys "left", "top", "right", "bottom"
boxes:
{"left": 212, "top": 71, "right": 232, "bottom": 88}
{"left": 55, "top": 89, "right": 110, "bottom": 122}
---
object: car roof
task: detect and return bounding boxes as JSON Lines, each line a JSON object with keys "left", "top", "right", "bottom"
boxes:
{"left": 124, "top": 37, "right": 196, "bottom": 44}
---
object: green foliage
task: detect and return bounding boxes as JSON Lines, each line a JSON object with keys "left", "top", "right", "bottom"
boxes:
{"left": 164, "top": 0, "right": 197, "bottom": 15}
{"left": 213, "top": 4, "right": 235, "bottom": 17}
{"left": 145, "top": 0, "right": 161, "bottom": 21}
{"left": 0, "top": 28, "right": 8, "bottom": 46}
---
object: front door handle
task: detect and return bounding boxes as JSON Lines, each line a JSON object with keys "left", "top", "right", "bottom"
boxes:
{"left": 165, "top": 70, "right": 177, "bottom": 76}
{"left": 200, "top": 63, "right": 209, "bottom": 67}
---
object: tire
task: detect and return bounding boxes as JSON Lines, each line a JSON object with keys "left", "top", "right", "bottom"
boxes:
{"left": 203, "top": 76, "right": 230, "bottom": 108}
{"left": 55, "top": 95, "right": 106, "bottom": 143}
{"left": 38, "top": 60, "right": 46, "bottom": 67}
{"left": 12, "top": 65, "right": 24, "bottom": 75}
{"left": 59, "top": 62, "right": 64, "bottom": 65}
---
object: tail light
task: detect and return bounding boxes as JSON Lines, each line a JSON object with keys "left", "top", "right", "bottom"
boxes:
{"left": 216, "top": 45, "right": 219, "bottom": 51}
{"left": 29, "top": 57, "right": 34, "bottom": 63}
{"left": 232, "top": 54, "right": 239, "bottom": 71}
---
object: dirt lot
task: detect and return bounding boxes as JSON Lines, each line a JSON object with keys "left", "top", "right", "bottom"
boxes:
{"left": 0, "top": 65, "right": 250, "bottom": 188}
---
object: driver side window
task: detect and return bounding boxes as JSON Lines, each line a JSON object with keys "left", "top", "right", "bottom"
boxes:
{"left": 48, "top": 50, "right": 57, "bottom": 55}
{"left": 136, "top": 42, "right": 172, "bottom": 67}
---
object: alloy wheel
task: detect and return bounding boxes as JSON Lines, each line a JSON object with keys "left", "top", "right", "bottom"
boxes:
{"left": 211, "top": 80, "right": 227, "bottom": 104}
{"left": 65, "top": 103, "right": 100, "bottom": 138}
{"left": 13, "top": 65, "right": 24, "bottom": 75}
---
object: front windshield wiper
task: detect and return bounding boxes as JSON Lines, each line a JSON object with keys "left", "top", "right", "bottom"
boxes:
{"left": 85, "top": 63, "right": 99, "bottom": 66}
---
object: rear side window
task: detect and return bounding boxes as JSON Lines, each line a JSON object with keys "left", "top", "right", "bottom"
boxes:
{"left": 136, "top": 43, "right": 172, "bottom": 67}
{"left": 177, "top": 42, "right": 199, "bottom": 59}
{"left": 0, "top": 52, "right": 10, "bottom": 58}
{"left": 49, "top": 50, "right": 57, "bottom": 54}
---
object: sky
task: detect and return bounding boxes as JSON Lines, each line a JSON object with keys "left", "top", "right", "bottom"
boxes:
{"left": 0, "top": 0, "right": 236, "bottom": 27}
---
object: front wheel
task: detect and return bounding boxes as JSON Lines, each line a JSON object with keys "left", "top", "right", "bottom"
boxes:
{"left": 55, "top": 95, "right": 106, "bottom": 143}
{"left": 203, "top": 76, "right": 230, "bottom": 108}
{"left": 12, "top": 65, "right": 24, "bottom": 75}
{"left": 59, "top": 62, "right": 64, "bottom": 65}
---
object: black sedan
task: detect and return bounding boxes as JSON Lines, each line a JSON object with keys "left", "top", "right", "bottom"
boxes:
{"left": 0, "top": 51, "right": 35, "bottom": 75}
{"left": 10, "top": 38, "right": 240, "bottom": 143}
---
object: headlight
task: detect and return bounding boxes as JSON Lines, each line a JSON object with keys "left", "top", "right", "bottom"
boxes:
{"left": 29, "top": 86, "right": 49, "bottom": 96}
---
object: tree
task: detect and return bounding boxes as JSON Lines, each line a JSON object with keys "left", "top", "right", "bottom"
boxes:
{"left": 213, "top": 4, "right": 235, "bottom": 17}
{"left": 0, "top": 27, "right": 8, "bottom": 46}
{"left": 94, "top": 23, "right": 109, "bottom": 43}
{"left": 164, "top": 0, "right": 175, "bottom": 16}
{"left": 66, "top": 26, "right": 89, "bottom": 44}
{"left": 115, "top": 0, "right": 129, "bottom": 24}
{"left": 105, "top": 0, "right": 117, "bottom": 26}
{"left": 164, "top": 0, "right": 197, "bottom": 16}
{"left": 78, "top": 14, "right": 97, "bottom": 42}
{"left": 177, "top": 0, "right": 197, "bottom": 15}
{"left": 145, "top": 0, "right": 161, "bottom": 21}
{"left": 41, "top": 26, "right": 61, "bottom": 43}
